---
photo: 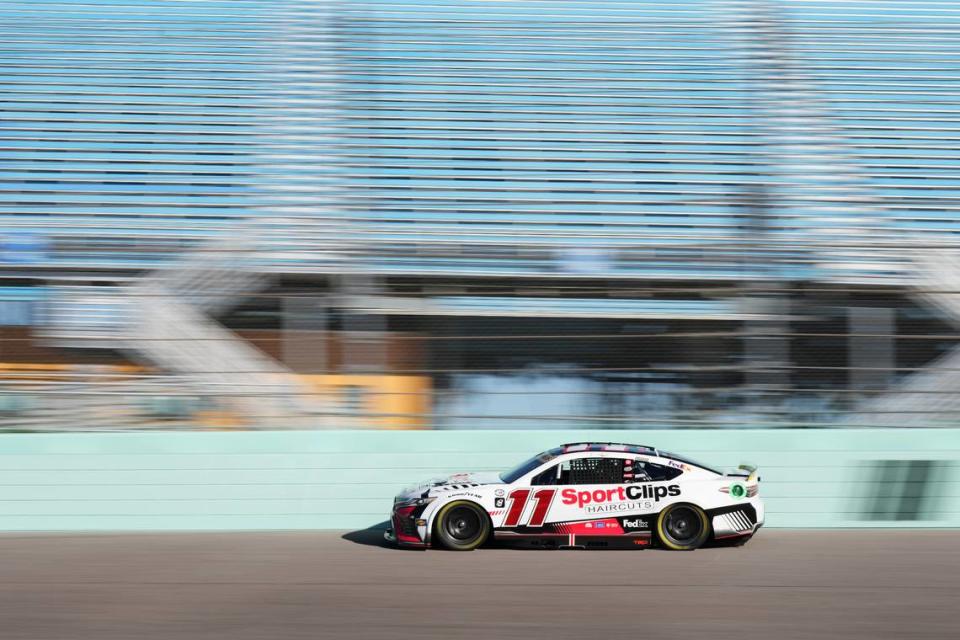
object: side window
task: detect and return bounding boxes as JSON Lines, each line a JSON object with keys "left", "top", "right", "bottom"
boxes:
{"left": 626, "top": 460, "right": 683, "bottom": 482}
{"left": 532, "top": 457, "right": 627, "bottom": 485}
{"left": 531, "top": 464, "right": 560, "bottom": 486}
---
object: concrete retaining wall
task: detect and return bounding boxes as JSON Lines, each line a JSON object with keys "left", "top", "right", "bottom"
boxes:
{"left": 0, "top": 429, "right": 956, "bottom": 530}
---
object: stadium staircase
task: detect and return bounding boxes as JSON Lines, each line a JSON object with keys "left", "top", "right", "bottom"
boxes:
{"left": 850, "top": 250, "right": 960, "bottom": 426}
{"left": 41, "top": 225, "right": 332, "bottom": 427}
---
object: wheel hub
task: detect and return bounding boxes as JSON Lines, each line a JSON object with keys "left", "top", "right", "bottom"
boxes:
{"left": 665, "top": 507, "right": 702, "bottom": 544}
{"left": 445, "top": 507, "right": 481, "bottom": 540}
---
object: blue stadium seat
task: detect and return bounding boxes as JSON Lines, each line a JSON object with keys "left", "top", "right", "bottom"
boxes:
{"left": 1, "top": 0, "right": 958, "bottom": 280}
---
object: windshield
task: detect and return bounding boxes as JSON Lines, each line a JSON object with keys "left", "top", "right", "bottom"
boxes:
{"left": 499, "top": 449, "right": 559, "bottom": 483}
{"left": 660, "top": 451, "right": 723, "bottom": 475}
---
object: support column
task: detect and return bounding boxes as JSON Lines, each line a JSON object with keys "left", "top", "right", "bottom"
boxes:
{"left": 282, "top": 296, "right": 328, "bottom": 374}
{"left": 848, "top": 306, "right": 895, "bottom": 392}
{"left": 340, "top": 276, "right": 387, "bottom": 374}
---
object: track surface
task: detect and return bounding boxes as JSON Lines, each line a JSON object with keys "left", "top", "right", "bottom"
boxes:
{"left": 0, "top": 530, "right": 956, "bottom": 640}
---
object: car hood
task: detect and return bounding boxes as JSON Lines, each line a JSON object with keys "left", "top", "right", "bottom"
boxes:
{"left": 397, "top": 471, "right": 504, "bottom": 501}
{"left": 431, "top": 471, "right": 504, "bottom": 487}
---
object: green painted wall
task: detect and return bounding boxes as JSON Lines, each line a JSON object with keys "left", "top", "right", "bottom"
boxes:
{"left": 0, "top": 429, "right": 956, "bottom": 531}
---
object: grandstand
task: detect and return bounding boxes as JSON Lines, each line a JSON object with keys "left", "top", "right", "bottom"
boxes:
{"left": 1, "top": 0, "right": 959, "bottom": 429}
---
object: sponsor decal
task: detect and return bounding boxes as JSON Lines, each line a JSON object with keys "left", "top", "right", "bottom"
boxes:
{"left": 666, "top": 460, "right": 689, "bottom": 471}
{"left": 495, "top": 488, "right": 505, "bottom": 497}
{"left": 448, "top": 492, "right": 483, "bottom": 500}
{"left": 622, "top": 517, "right": 650, "bottom": 530}
{"left": 560, "top": 484, "right": 681, "bottom": 509}
{"left": 494, "top": 497, "right": 505, "bottom": 508}
{"left": 586, "top": 502, "right": 639, "bottom": 514}
{"left": 721, "top": 482, "right": 758, "bottom": 498}
{"left": 553, "top": 519, "right": 623, "bottom": 536}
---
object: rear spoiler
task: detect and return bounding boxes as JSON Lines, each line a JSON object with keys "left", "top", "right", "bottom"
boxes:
{"left": 726, "top": 464, "right": 760, "bottom": 483}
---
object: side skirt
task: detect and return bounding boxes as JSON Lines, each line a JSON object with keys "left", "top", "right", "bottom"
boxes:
{"left": 493, "top": 531, "right": 652, "bottom": 550}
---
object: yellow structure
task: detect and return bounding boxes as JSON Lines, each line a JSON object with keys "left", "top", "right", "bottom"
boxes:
{"left": 302, "top": 374, "right": 432, "bottom": 430}
{"left": 0, "top": 363, "right": 432, "bottom": 430}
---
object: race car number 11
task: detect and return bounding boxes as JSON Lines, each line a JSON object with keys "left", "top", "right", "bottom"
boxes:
{"left": 503, "top": 489, "right": 557, "bottom": 527}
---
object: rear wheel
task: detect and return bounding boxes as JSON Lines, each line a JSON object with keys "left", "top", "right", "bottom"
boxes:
{"left": 656, "top": 503, "right": 710, "bottom": 550}
{"left": 433, "top": 500, "right": 491, "bottom": 551}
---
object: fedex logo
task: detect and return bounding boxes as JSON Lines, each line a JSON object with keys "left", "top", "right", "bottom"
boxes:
{"left": 624, "top": 518, "right": 649, "bottom": 529}
{"left": 561, "top": 484, "right": 681, "bottom": 508}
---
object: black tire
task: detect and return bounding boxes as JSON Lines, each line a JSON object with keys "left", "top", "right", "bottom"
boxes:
{"left": 433, "top": 500, "right": 491, "bottom": 551}
{"left": 655, "top": 503, "right": 710, "bottom": 551}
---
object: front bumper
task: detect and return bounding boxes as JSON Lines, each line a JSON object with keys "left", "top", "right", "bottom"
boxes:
{"left": 388, "top": 503, "right": 430, "bottom": 547}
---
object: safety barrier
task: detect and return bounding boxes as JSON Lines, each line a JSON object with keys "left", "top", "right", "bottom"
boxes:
{"left": 0, "top": 428, "right": 957, "bottom": 531}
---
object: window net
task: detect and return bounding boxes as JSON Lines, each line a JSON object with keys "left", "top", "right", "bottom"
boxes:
{"left": 569, "top": 457, "right": 624, "bottom": 484}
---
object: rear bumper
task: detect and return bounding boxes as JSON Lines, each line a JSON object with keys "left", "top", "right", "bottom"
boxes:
{"left": 710, "top": 500, "right": 763, "bottom": 540}
{"left": 752, "top": 497, "right": 765, "bottom": 526}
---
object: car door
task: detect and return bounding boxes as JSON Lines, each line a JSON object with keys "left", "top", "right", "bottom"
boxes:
{"left": 539, "top": 455, "right": 634, "bottom": 526}
{"left": 494, "top": 455, "right": 633, "bottom": 531}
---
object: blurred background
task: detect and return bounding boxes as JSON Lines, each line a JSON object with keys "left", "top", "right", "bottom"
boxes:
{"left": 2, "top": 7, "right": 958, "bottom": 638}
{"left": 2, "top": 0, "right": 960, "bottom": 433}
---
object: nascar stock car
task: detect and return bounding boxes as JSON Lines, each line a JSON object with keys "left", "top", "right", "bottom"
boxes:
{"left": 386, "top": 442, "right": 762, "bottom": 550}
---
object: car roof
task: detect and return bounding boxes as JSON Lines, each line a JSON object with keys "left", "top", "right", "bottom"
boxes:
{"left": 554, "top": 443, "right": 723, "bottom": 475}
{"left": 558, "top": 442, "right": 659, "bottom": 456}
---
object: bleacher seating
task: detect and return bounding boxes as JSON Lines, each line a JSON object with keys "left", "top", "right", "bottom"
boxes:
{"left": 0, "top": 0, "right": 340, "bottom": 271}
{"left": 1, "top": 0, "right": 958, "bottom": 282}
{"left": 335, "top": 0, "right": 770, "bottom": 278}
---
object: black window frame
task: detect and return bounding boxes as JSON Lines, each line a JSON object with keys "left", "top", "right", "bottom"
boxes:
{"left": 531, "top": 456, "right": 635, "bottom": 486}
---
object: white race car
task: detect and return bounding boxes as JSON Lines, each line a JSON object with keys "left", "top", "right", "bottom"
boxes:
{"left": 386, "top": 442, "right": 763, "bottom": 550}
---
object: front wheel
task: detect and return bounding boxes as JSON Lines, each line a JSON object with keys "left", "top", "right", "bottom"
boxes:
{"left": 655, "top": 503, "right": 710, "bottom": 550}
{"left": 433, "top": 500, "right": 491, "bottom": 551}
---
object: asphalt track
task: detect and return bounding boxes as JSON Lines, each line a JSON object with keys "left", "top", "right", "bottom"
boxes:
{"left": 0, "top": 530, "right": 956, "bottom": 640}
